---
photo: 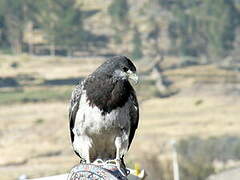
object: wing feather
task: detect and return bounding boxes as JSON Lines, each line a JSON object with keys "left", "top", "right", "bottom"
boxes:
{"left": 128, "top": 90, "right": 139, "bottom": 149}
{"left": 69, "top": 83, "right": 83, "bottom": 144}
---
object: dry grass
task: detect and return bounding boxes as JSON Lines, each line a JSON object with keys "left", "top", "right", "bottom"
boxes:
{"left": 0, "top": 102, "right": 79, "bottom": 179}
{"left": 0, "top": 55, "right": 240, "bottom": 179}
{"left": 0, "top": 55, "right": 104, "bottom": 79}
{"left": 166, "top": 64, "right": 240, "bottom": 87}
{"left": 0, "top": 95, "right": 239, "bottom": 179}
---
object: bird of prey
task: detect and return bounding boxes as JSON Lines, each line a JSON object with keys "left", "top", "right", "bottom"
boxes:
{"left": 69, "top": 56, "right": 139, "bottom": 175}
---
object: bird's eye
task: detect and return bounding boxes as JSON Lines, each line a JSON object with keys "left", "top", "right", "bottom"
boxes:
{"left": 123, "top": 67, "right": 128, "bottom": 72}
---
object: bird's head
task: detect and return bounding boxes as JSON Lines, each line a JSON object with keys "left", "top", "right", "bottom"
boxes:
{"left": 95, "top": 56, "right": 139, "bottom": 84}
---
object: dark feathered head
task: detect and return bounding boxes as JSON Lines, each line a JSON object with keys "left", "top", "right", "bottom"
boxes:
{"left": 94, "top": 56, "right": 138, "bottom": 84}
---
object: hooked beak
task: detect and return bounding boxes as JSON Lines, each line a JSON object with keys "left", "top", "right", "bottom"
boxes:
{"left": 127, "top": 70, "right": 139, "bottom": 85}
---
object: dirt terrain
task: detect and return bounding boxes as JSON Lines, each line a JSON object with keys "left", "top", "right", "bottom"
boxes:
{"left": 0, "top": 55, "right": 240, "bottom": 179}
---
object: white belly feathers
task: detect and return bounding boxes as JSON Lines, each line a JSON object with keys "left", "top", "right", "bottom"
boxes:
{"left": 73, "top": 90, "right": 130, "bottom": 136}
{"left": 72, "top": 90, "right": 131, "bottom": 161}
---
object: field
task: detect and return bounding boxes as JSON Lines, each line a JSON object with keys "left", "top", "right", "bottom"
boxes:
{"left": 0, "top": 55, "right": 240, "bottom": 179}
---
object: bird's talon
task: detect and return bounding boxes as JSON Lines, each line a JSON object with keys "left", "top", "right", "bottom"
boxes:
{"left": 80, "top": 159, "right": 87, "bottom": 164}
{"left": 105, "top": 159, "right": 117, "bottom": 165}
{"left": 118, "top": 167, "right": 128, "bottom": 177}
{"left": 93, "top": 159, "right": 104, "bottom": 165}
{"left": 115, "top": 159, "right": 128, "bottom": 177}
{"left": 125, "top": 168, "right": 130, "bottom": 176}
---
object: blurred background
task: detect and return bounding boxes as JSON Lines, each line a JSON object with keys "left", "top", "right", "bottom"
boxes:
{"left": 0, "top": 0, "right": 240, "bottom": 179}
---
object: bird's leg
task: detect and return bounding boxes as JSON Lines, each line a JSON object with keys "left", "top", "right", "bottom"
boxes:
{"left": 115, "top": 137, "right": 121, "bottom": 161}
{"left": 83, "top": 145, "right": 91, "bottom": 164}
{"left": 73, "top": 135, "right": 92, "bottom": 164}
{"left": 115, "top": 137, "right": 127, "bottom": 176}
{"left": 76, "top": 146, "right": 90, "bottom": 164}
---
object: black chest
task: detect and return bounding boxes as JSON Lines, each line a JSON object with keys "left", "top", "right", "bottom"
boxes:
{"left": 84, "top": 76, "right": 133, "bottom": 114}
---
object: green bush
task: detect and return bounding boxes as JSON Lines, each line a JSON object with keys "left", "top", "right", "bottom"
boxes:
{"left": 176, "top": 136, "right": 240, "bottom": 180}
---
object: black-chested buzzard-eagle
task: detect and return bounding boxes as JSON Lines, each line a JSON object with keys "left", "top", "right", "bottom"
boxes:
{"left": 69, "top": 56, "right": 139, "bottom": 175}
